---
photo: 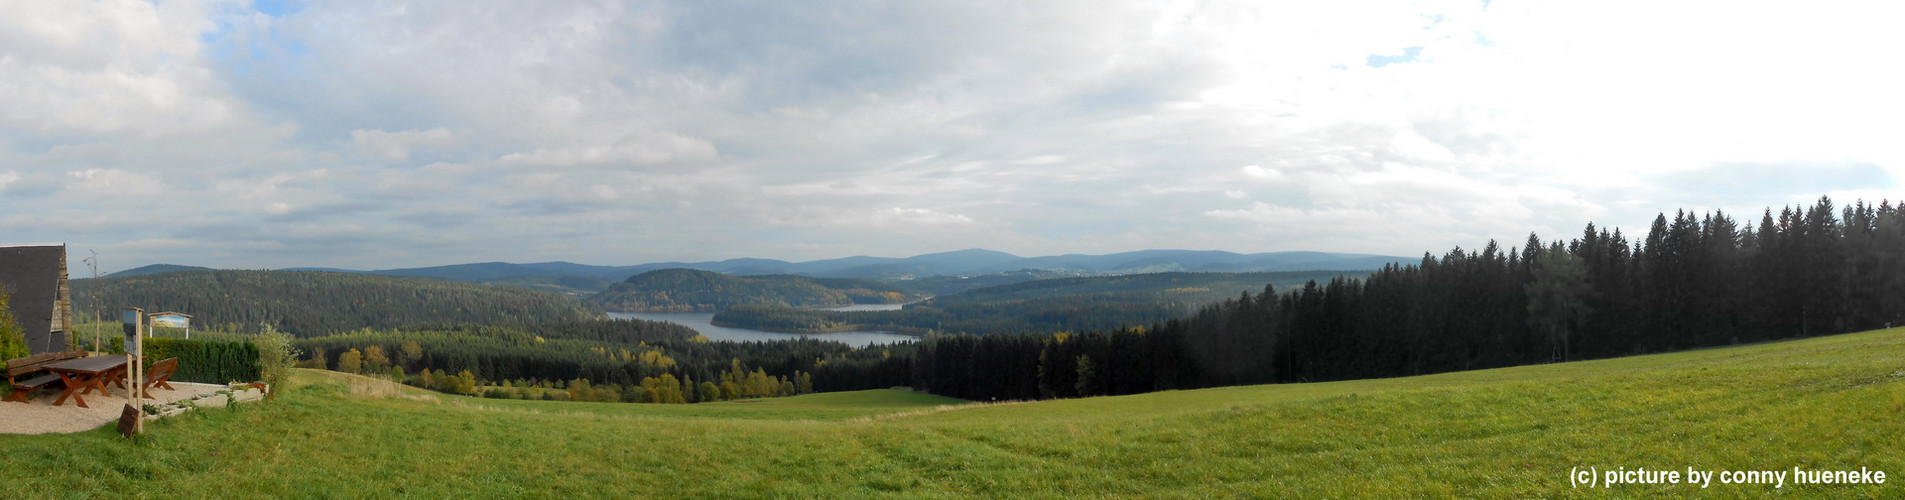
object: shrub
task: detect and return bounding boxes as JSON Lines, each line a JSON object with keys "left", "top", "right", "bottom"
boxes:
{"left": 0, "top": 288, "right": 27, "bottom": 394}
{"left": 145, "top": 337, "right": 263, "bottom": 384}
{"left": 0, "top": 288, "right": 29, "bottom": 362}
{"left": 252, "top": 326, "right": 299, "bottom": 399}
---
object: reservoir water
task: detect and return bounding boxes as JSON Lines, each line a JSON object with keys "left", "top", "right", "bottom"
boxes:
{"left": 607, "top": 303, "right": 914, "bottom": 347}
{"left": 819, "top": 303, "right": 908, "bottom": 312}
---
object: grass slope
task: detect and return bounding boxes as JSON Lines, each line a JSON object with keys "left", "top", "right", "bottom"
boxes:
{"left": 2, "top": 328, "right": 1902, "bottom": 497}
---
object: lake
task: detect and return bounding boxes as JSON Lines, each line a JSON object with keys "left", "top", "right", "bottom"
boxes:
{"left": 607, "top": 303, "right": 915, "bottom": 347}
{"left": 817, "top": 303, "right": 908, "bottom": 312}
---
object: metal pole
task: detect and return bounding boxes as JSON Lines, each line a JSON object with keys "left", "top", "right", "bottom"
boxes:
{"left": 85, "top": 251, "right": 100, "bottom": 354}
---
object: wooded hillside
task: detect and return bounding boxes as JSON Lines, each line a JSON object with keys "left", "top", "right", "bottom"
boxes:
{"left": 73, "top": 270, "right": 605, "bottom": 337}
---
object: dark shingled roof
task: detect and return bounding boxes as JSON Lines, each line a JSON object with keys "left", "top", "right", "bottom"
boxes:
{"left": 0, "top": 244, "right": 70, "bottom": 354}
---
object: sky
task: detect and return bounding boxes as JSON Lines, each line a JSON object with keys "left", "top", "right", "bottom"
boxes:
{"left": 3, "top": 0, "right": 1903, "bottom": 272}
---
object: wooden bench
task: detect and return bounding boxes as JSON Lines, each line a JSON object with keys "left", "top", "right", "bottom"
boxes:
{"left": 137, "top": 357, "right": 179, "bottom": 398}
{"left": 5, "top": 351, "right": 88, "bottom": 403}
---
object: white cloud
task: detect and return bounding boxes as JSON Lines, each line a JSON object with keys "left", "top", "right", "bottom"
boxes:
{"left": 878, "top": 207, "right": 975, "bottom": 226}
{"left": 1012, "top": 155, "right": 1067, "bottom": 166}
{"left": 350, "top": 128, "right": 456, "bottom": 163}
{"left": 498, "top": 132, "right": 719, "bottom": 168}
{"left": 1239, "top": 165, "right": 1283, "bottom": 182}
{"left": 0, "top": 0, "right": 244, "bottom": 139}
{"left": 63, "top": 168, "right": 165, "bottom": 197}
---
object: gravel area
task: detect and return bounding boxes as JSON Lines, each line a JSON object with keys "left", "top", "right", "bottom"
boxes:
{"left": 0, "top": 381, "right": 230, "bottom": 434}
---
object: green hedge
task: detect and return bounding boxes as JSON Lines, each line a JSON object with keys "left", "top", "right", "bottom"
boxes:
{"left": 144, "top": 338, "right": 261, "bottom": 384}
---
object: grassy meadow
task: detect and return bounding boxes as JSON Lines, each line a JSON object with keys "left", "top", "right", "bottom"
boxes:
{"left": 1, "top": 328, "right": 1902, "bottom": 497}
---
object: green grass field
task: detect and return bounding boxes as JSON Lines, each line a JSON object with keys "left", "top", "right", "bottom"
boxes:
{"left": 2, "top": 328, "right": 1901, "bottom": 498}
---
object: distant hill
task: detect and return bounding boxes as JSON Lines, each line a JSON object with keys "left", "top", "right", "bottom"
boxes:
{"left": 987, "top": 249, "right": 1412, "bottom": 274}
{"left": 72, "top": 270, "right": 605, "bottom": 337}
{"left": 590, "top": 269, "right": 922, "bottom": 313}
{"left": 286, "top": 262, "right": 649, "bottom": 283}
{"left": 108, "top": 264, "right": 215, "bottom": 278}
{"left": 925, "top": 270, "right": 1361, "bottom": 307}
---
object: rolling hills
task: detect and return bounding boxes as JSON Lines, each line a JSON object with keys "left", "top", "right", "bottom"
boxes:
{"left": 251, "top": 248, "right": 1412, "bottom": 285}
{"left": 1, "top": 327, "right": 1897, "bottom": 497}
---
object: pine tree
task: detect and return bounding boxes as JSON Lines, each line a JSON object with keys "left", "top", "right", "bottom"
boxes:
{"left": 1073, "top": 354, "right": 1096, "bottom": 397}
{"left": 1526, "top": 242, "right": 1593, "bottom": 361}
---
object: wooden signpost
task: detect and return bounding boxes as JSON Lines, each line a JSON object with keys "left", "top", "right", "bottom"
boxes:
{"left": 119, "top": 308, "right": 143, "bottom": 437}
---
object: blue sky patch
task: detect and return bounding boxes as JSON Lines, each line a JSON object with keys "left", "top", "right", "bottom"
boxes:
{"left": 1366, "top": 46, "right": 1422, "bottom": 68}
{"left": 254, "top": 0, "right": 304, "bottom": 18}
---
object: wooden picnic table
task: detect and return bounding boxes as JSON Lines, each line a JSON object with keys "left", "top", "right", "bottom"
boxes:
{"left": 43, "top": 356, "right": 129, "bottom": 409}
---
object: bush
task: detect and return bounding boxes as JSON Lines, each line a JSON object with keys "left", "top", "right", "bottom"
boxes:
{"left": 0, "top": 289, "right": 27, "bottom": 394}
{"left": 253, "top": 326, "right": 299, "bottom": 399}
{"left": 145, "top": 338, "right": 262, "bottom": 384}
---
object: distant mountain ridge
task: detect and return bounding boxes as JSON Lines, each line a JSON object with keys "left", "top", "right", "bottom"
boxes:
{"left": 109, "top": 264, "right": 216, "bottom": 278}
{"left": 145, "top": 248, "right": 1411, "bottom": 286}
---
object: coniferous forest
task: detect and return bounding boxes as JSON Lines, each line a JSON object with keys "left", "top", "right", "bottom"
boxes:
{"left": 860, "top": 196, "right": 1905, "bottom": 400}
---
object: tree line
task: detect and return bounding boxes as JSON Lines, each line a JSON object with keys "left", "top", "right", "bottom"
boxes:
{"left": 291, "top": 318, "right": 892, "bottom": 402}
{"left": 877, "top": 196, "right": 1905, "bottom": 399}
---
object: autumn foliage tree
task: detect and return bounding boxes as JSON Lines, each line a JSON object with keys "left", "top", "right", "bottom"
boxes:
{"left": 0, "top": 288, "right": 29, "bottom": 364}
{"left": 336, "top": 348, "right": 363, "bottom": 374}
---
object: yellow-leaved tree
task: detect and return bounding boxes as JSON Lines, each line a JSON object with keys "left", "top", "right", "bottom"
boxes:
{"left": 0, "top": 288, "right": 29, "bottom": 364}
{"left": 336, "top": 348, "right": 363, "bottom": 374}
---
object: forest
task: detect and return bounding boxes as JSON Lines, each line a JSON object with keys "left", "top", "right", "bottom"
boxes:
{"left": 835, "top": 196, "right": 1905, "bottom": 400}
{"left": 590, "top": 268, "right": 920, "bottom": 312}
{"left": 72, "top": 270, "right": 606, "bottom": 337}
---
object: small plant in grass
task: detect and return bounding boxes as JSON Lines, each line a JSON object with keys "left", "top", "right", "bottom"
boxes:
{"left": 251, "top": 325, "right": 300, "bottom": 400}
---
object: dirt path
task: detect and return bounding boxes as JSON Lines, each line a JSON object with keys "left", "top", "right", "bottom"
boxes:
{"left": 0, "top": 381, "right": 230, "bottom": 434}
